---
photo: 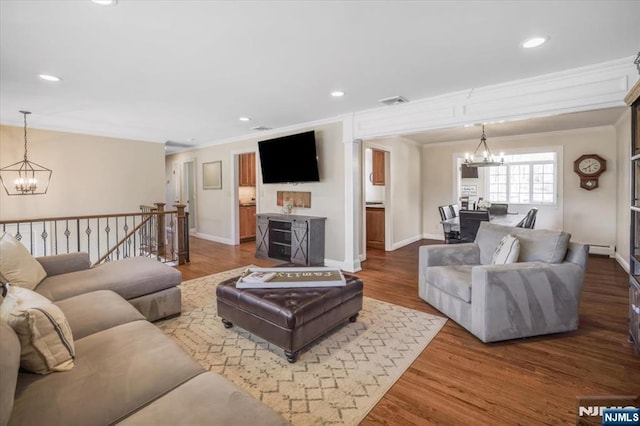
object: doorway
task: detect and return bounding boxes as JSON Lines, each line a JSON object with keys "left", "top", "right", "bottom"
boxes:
{"left": 362, "top": 144, "right": 392, "bottom": 259}
{"left": 167, "top": 161, "right": 180, "bottom": 206}
{"left": 235, "top": 151, "right": 257, "bottom": 245}
{"left": 182, "top": 159, "right": 196, "bottom": 232}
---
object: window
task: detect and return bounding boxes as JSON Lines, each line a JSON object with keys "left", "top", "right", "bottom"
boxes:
{"left": 487, "top": 152, "right": 556, "bottom": 204}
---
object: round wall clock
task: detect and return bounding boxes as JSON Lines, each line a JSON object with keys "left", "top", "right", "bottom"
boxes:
{"left": 573, "top": 154, "right": 606, "bottom": 190}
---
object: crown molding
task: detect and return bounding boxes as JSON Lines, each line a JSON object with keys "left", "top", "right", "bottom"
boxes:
{"left": 190, "top": 115, "right": 346, "bottom": 151}
{"left": 354, "top": 56, "right": 638, "bottom": 140}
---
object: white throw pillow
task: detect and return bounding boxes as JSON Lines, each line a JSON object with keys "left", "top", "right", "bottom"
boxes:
{"left": 0, "top": 232, "right": 47, "bottom": 290}
{"left": 0, "top": 284, "right": 75, "bottom": 374}
{"left": 491, "top": 234, "right": 520, "bottom": 264}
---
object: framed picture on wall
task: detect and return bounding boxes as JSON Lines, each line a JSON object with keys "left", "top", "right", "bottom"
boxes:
{"left": 460, "top": 184, "right": 477, "bottom": 196}
{"left": 203, "top": 161, "right": 222, "bottom": 190}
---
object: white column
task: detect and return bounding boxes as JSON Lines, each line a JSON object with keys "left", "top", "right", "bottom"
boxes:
{"left": 342, "top": 115, "right": 362, "bottom": 272}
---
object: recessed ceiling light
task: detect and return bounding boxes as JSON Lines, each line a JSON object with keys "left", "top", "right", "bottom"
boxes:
{"left": 331, "top": 91, "right": 345, "bottom": 97}
{"left": 521, "top": 36, "right": 549, "bottom": 49}
{"left": 239, "top": 117, "right": 251, "bottom": 122}
{"left": 91, "top": 0, "right": 118, "bottom": 5}
{"left": 38, "top": 74, "right": 61, "bottom": 82}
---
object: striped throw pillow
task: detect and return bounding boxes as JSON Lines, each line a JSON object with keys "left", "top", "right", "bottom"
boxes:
{"left": 491, "top": 234, "right": 520, "bottom": 264}
{"left": 0, "top": 284, "right": 75, "bottom": 374}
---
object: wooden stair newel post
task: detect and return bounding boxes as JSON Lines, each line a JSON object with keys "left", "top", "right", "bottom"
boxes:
{"left": 174, "top": 203, "right": 187, "bottom": 265}
{"left": 154, "top": 202, "right": 166, "bottom": 260}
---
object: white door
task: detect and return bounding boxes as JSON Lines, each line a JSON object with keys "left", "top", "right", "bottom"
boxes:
{"left": 167, "top": 161, "right": 180, "bottom": 206}
{"left": 183, "top": 160, "right": 196, "bottom": 231}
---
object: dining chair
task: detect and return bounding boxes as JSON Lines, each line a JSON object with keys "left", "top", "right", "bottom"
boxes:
{"left": 459, "top": 209, "right": 490, "bottom": 242}
{"left": 488, "top": 203, "right": 508, "bottom": 216}
{"left": 450, "top": 204, "right": 460, "bottom": 218}
{"left": 516, "top": 208, "right": 538, "bottom": 229}
{"left": 438, "top": 205, "right": 454, "bottom": 221}
{"left": 438, "top": 205, "right": 460, "bottom": 243}
{"left": 459, "top": 196, "right": 470, "bottom": 210}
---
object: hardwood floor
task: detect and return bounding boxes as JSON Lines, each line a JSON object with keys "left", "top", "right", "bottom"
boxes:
{"left": 175, "top": 237, "right": 640, "bottom": 425}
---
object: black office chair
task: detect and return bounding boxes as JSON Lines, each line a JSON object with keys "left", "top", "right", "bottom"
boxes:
{"left": 488, "top": 203, "right": 508, "bottom": 216}
{"left": 516, "top": 208, "right": 538, "bottom": 229}
{"left": 459, "top": 209, "right": 490, "bottom": 242}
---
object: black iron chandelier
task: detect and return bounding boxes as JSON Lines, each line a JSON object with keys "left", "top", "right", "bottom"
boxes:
{"left": 463, "top": 125, "right": 505, "bottom": 168}
{"left": 0, "top": 111, "right": 52, "bottom": 195}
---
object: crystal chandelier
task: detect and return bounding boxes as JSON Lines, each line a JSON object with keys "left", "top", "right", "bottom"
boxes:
{"left": 0, "top": 111, "right": 53, "bottom": 195}
{"left": 463, "top": 125, "right": 505, "bottom": 167}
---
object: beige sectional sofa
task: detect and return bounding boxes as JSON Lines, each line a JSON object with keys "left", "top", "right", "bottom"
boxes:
{"left": 34, "top": 253, "right": 182, "bottom": 321}
{"left": 1, "top": 288, "right": 289, "bottom": 425}
{"left": 0, "top": 246, "right": 289, "bottom": 425}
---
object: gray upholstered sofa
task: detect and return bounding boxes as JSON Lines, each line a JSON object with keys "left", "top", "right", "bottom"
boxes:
{"left": 34, "top": 253, "right": 182, "bottom": 321}
{"left": 419, "top": 222, "right": 589, "bottom": 343}
{"left": 1, "top": 289, "right": 289, "bottom": 426}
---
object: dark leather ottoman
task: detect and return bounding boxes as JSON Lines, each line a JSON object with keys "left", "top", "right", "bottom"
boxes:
{"left": 216, "top": 273, "right": 363, "bottom": 363}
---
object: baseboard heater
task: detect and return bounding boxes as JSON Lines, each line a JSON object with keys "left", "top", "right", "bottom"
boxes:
{"left": 587, "top": 244, "right": 614, "bottom": 257}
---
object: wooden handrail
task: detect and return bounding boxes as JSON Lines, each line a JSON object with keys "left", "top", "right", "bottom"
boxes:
{"left": 0, "top": 210, "right": 178, "bottom": 225}
{"left": 1, "top": 202, "right": 189, "bottom": 266}
{"left": 93, "top": 214, "right": 153, "bottom": 266}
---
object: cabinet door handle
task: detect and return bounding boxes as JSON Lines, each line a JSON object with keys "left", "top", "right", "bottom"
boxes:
{"left": 369, "top": 173, "right": 373, "bottom": 183}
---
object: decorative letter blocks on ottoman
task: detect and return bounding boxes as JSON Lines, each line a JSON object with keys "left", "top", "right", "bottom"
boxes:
{"left": 216, "top": 273, "right": 363, "bottom": 362}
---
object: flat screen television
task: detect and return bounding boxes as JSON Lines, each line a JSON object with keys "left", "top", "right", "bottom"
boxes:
{"left": 258, "top": 131, "right": 320, "bottom": 184}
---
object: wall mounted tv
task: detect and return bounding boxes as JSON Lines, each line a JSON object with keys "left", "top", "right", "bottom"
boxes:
{"left": 258, "top": 131, "right": 320, "bottom": 184}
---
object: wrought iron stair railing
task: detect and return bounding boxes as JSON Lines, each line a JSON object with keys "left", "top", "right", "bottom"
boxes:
{"left": 0, "top": 203, "right": 189, "bottom": 266}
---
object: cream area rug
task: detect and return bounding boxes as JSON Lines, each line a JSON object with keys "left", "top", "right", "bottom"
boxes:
{"left": 157, "top": 267, "right": 447, "bottom": 425}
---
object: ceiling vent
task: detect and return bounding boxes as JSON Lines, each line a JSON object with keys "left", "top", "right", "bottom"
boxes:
{"left": 165, "top": 140, "right": 196, "bottom": 148}
{"left": 378, "top": 95, "right": 409, "bottom": 106}
{"left": 251, "top": 125, "right": 272, "bottom": 131}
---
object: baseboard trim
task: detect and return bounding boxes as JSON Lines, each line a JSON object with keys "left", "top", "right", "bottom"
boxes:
{"left": 615, "top": 252, "right": 630, "bottom": 273}
{"left": 325, "top": 258, "right": 362, "bottom": 273}
{"left": 391, "top": 235, "right": 423, "bottom": 251}
{"left": 194, "top": 232, "right": 234, "bottom": 245}
{"left": 422, "top": 233, "right": 445, "bottom": 241}
{"left": 588, "top": 244, "right": 615, "bottom": 257}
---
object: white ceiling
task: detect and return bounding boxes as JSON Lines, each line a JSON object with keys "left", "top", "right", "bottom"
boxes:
{"left": 1, "top": 1, "right": 638, "bottom": 148}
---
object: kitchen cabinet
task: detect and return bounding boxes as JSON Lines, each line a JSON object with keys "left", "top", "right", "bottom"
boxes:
{"left": 239, "top": 152, "right": 256, "bottom": 186}
{"left": 366, "top": 207, "right": 385, "bottom": 249}
{"left": 239, "top": 205, "right": 256, "bottom": 241}
{"left": 372, "top": 149, "right": 385, "bottom": 186}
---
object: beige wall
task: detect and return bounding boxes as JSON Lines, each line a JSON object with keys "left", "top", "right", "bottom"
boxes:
{"left": 616, "top": 110, "right": 631, "bottom": 269}
{"left": 165, "top": 122, "right": 346, "bottom": 264}
{"left": 165, "top": 139, "right": 255, "bottom": 241}
{"left": 423, "top": 126, "right": 618, "bottom": 249}
{"left": 0, "top": 125, "right": 165, "bottom": 219}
